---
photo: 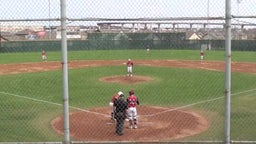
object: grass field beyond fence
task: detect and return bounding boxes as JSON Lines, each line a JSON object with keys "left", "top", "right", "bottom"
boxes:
{"left": 0, "top": 49, "right": 256, "bottom": 64}
{"left": 0, "top": 49, "right": 256, "bottom": 142}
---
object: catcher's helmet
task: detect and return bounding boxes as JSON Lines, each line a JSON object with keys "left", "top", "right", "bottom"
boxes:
{"left": 119, "top": 94, "right": 125, "bottom": 98}
{"left": 129, "top": 90, "right": 134, "bottom": 95}
{"left": 118, "top": 91, "right": 123, "bottom": 96}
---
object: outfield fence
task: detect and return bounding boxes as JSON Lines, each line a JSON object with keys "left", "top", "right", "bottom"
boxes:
{"left": 1, "top": 39, "right": 256, "bottom": 53}
{"left": 0, "top": 0, "right": 256, "bottom": 144}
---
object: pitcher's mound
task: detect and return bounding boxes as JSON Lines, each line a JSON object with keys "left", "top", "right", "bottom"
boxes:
{"left": 99, "top": 75, "right": 153, "bottom": 84}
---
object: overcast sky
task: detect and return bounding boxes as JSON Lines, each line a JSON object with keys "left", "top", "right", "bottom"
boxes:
{"left": 0, "top": 0, "right": 255, "bottom": 26}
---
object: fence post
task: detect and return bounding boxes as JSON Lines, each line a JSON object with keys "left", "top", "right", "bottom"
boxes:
{"left": 224, "top": 0, "right": 232, "bottom": 144}
{"left": 61, "top": 0, "right": 70, "bottom": 143}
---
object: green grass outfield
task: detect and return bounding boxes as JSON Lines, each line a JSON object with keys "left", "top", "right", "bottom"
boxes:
{"left": 0, "top": 50, "right": 256, "bottom": 142}
{"left": 0, "top": 49, "right": 256, "bottom": 64}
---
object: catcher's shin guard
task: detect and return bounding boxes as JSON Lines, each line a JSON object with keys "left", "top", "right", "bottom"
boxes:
{"left": 111, "top": 112, "right": 114, "bottom": 120}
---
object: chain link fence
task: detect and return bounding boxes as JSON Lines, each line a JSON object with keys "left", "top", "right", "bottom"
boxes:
{"left": 0, "top": 0, "right": 256, "bottom": 143}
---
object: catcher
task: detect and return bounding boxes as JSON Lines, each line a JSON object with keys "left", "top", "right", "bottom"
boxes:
{"left": 109, "top": 91, "right": 124, "bottom": 120}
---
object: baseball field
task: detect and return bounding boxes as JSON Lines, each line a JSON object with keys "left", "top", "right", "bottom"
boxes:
{"left": 0, "top": 50, "right": 256, "bottom": 142}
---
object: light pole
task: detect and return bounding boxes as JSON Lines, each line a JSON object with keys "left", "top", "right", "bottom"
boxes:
{"left": 207, "top": 0, "right": 210, "bottom": 50}
{"left": 236, "top": 0, "right": 242, "bottom": 39}
{"left": 48, "top": 0, "right": 51, "bottom": 39}
{"left": 237, "top": 0, "right": 242, "bottom": 17}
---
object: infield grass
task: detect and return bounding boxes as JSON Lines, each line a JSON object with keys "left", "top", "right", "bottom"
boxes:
{"left": 0, "top": 49, "right": 256, "bottom": 141}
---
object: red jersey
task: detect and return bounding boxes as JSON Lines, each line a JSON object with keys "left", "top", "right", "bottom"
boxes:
{"left": 127, "top": 95, "right": 139, "bottom": 108}
{"left": 127, "top": 61, "right": 133, "bottom": 67}
{"left": 42, "top": 51, "right": 46, "bottom": 56}
{"left": 111, "top": 94, "right": 119, "bottom": 103}
{"left": 200, "top": 51, "right": 204, "bottom": 56}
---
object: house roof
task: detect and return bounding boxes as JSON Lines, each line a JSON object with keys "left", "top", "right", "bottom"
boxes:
{"left": 0, "top": 35, "right": 9, "bottom": 41}
{"left": 16, "top": 29, "right": 35, "bottom": 35}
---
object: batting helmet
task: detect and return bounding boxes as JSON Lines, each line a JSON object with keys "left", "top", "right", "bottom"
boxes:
{"left": 129, "top": 90, "right": 134, "bottom": 95}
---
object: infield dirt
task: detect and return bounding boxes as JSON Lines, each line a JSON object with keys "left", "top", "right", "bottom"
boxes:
{"left": 1, "top": 60, "right": 255, "bottom": 141}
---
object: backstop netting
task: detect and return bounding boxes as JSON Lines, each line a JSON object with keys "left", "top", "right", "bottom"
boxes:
{"left": 0, "top": 0, "right": 256, "bottom": 143}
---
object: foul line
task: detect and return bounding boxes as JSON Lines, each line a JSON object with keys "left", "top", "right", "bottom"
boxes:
{"left": 0, "top": 88, "right": 256, "bottom": 118}
{"left": 0, "top": 91, "right": 108, "bottom": 117}
{"left": 144, "top": 88, "right": 256, "bottom": 117}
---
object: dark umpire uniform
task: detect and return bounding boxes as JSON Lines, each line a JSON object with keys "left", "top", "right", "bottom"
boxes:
{"left": 113, "top": 94, "right": 128, "bottom": 136}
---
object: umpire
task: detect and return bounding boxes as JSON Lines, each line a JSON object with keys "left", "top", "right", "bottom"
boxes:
{"left": 113, "top": 93, "right": 128, "bottom": 136}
